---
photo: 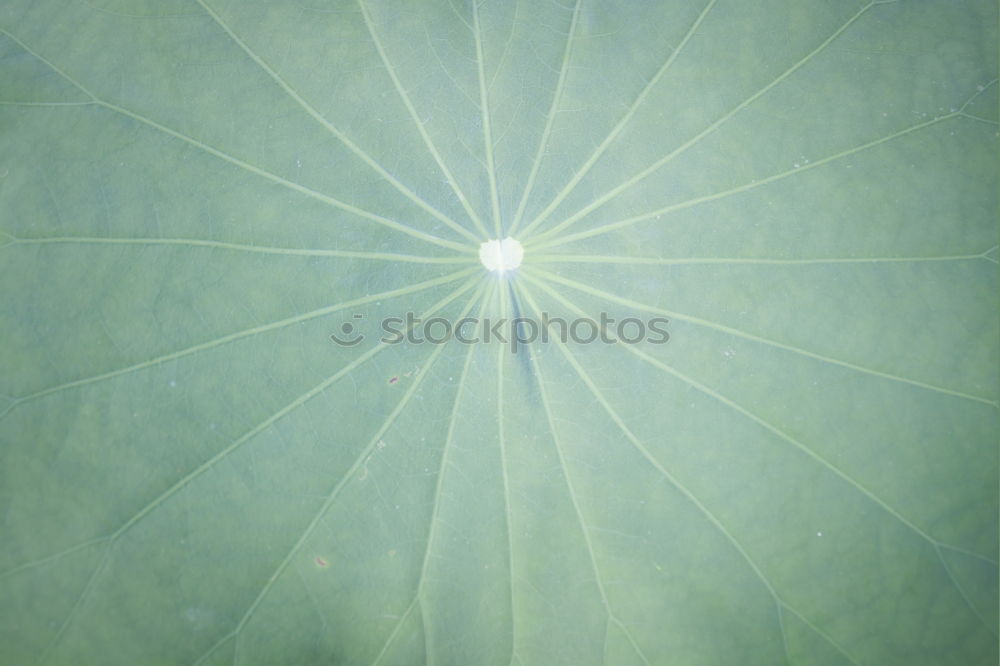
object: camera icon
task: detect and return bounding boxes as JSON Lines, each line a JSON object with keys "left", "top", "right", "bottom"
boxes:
{"left": 330, "top": 313, "right": 365, "bottom": 346}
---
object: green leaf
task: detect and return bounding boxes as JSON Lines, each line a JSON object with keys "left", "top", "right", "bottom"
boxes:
{"left": 1, "top": 0, "right": 997, "bottom": 664}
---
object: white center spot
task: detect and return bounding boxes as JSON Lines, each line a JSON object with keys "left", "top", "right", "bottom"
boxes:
{"left": 479, "top": 237, "right": 523, "bottom": 274}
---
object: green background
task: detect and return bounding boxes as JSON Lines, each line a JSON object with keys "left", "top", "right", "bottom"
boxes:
{"left": 1, "top": 0, "right": 997, "bottom": 664}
